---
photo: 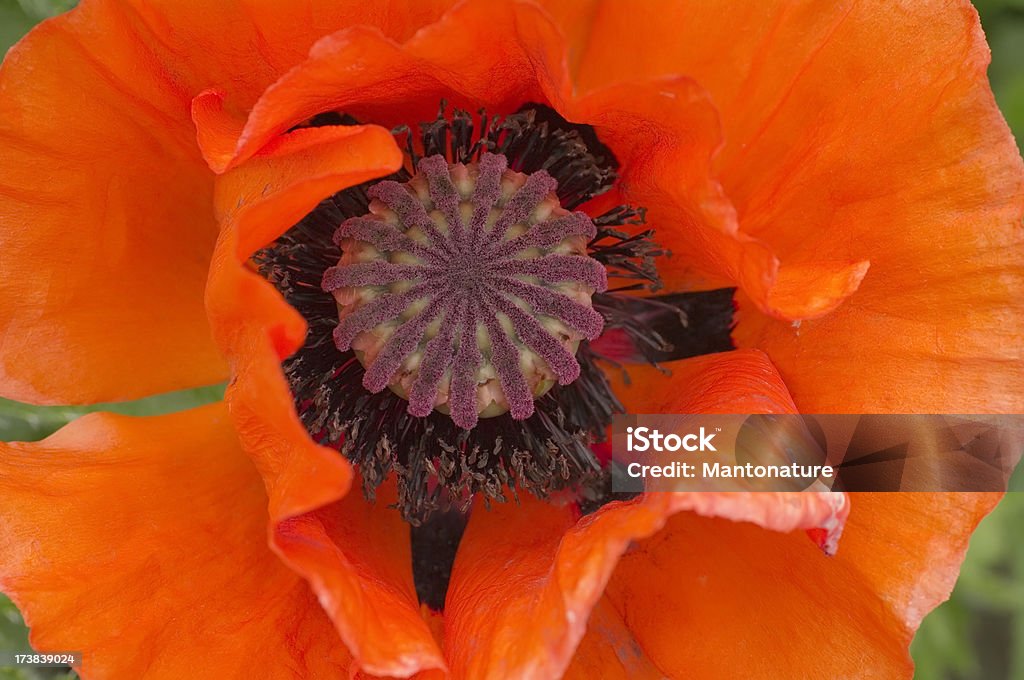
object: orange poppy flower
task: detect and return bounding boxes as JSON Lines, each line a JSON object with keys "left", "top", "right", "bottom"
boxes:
{"left": 1, "top": 1, "right": 1022, "bottom": 678}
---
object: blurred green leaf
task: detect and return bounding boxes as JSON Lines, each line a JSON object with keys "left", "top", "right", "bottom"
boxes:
{"left": 15, "top": 0, "right": 76, "bottom": 20}
{"left": 0, "top": 0, "right": 77, "bottom": 55}
{"left": 974, "top": 0, "right": 1024, "bottom": 13}
{"left": 0, "top": 1, "right": 34, "bottom": 55}
{"left": 979, "top": 5, "right": 1024, "bottom": 143}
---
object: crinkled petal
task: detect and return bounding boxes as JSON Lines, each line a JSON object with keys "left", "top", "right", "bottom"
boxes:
{"left": 610, "top": 349, "right": 798, "bottom": 415}
{"left": 214, "top": 124, "right": 405, "bottom": 258}
{"left": 604, "top": 352, "right": 1003, "bottom": 677}
{"left": 546, "top": 0, "right": 1024, "bottom": 409}
{"left": 446, "top": 491, "right": 851, "bottom": 680}
{"left": 587, "top": 490, "right": 996, "bottom": 678}
{"left": 225, "top": 0, "right": 568, "bottom": 167}
{"left": 0, "top": 404, "right": 353, "bottom": 678}
{"left": 727, "top": 1, "right": 1024, "bottom": 412}
{"left": 122, "top": 0, "right": 455, "bottom": 109}
{"left": 206, "top": 124, "right": 447, "bottom": 676}
{"left": 0, "top": 2, "right": 227, "bottom": 403}
{"left": 444, "top": 350, "right": 848, "bottom": 679}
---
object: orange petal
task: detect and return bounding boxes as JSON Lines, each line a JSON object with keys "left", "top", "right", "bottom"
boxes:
{"left": 844, "top": 493, "right": 1001, "bottom": 630}
{"left": 443, "top": 495, "right": 580, "bottom": 680}
{"left": 210, "top": 268, "right": 444, "bottom": 676}
{"left": 444, "top": 349, "right": 848, "bottom": 679}
{"left": 723, "top": 2, "right": 1024, "bottom": 412}
{"left": 206, "top": 125, "right": 446, "bottom": 675}
{"left": 761, "top": 259, "right": 870, "bottom": 320}
{"left": 191, "top": 89, "right": 249, "bottom": 174}
{"left": 610, "top": 349, "right": 798, "bottom": 415}
{"left": 214, "top": 123, "right": 405, "bottom": 258}
{"left": 445, "top": 484, "right": 850, "bottom": 679}
{"left": 122, "top": 0, "right": 456, "bottom": 110}
{"left": 225, "top": 0, "right": 765, "bottom": 314}
{"left": 0, "top": 3, "right": 227, "bottom": 404}
{"left": 276, "top": 484, "right": 448, "bottom": 679}
{"left": 547, "top": 0, "right": 1024, "bottom": 408}
{"left": 592, "top": 491, "right": 996, "bottom": 678}
{"left": 0, "top": 404, "right": 353, "bottom": 678}
{"left": 229, "top": 0, "right": 568, "bottom": 166}
{"left": 596, "top": 350, "right": 999, "bottom": 676}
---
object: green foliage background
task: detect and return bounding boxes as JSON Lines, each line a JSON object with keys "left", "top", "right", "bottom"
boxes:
{"left": 0, "top": 0, "right": 1023, "bottom": 678}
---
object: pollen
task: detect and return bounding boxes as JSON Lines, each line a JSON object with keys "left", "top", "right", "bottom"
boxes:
{"left": 322, "top": 153, "right": 607, "bottom": 430}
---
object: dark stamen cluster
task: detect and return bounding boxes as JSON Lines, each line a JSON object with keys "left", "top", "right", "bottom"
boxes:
{"left": 256, "top": 104, "right": 684, "bottom": 523}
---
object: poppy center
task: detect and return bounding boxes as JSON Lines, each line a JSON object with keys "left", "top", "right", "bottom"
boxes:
{"left": 322, "top": 153, "right": 607, "bottom": 430}
{"left": 256, "top": 104, "right": 734, "bottom": 527}
{"left": 257, "top": 103, "right": 737, "bottom": 610}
